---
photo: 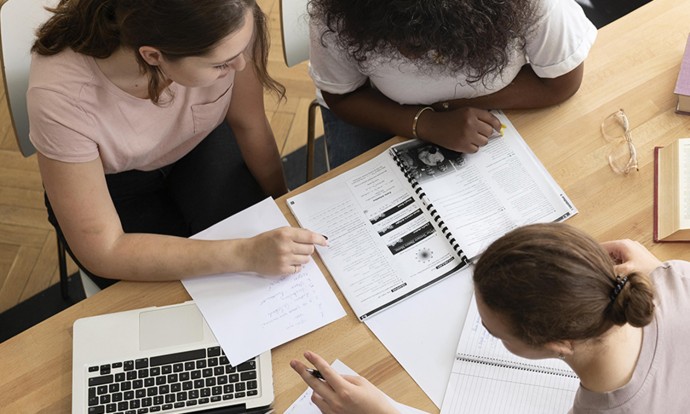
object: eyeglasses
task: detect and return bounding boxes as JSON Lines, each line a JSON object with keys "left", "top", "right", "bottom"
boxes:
{"left": 601, "top": 109, "right": 638, "bottom": 175}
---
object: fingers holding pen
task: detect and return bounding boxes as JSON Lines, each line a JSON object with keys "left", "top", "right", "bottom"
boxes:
{"left": 289, "top": 351, "right": 340, "bottom": 401}
{"left": 244, "top": 227, "right": 328, "bottom": 276}
{"left": 290, "top": 351, "right": 401, "bottom": 414}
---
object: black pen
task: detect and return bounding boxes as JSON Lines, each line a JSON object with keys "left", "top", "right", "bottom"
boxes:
{"left": 306, "top": 368, "right": 325, "bottom": 380}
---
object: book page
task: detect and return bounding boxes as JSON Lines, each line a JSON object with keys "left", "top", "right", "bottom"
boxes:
{"left": 287, "top": 151, "right": 466, "bottom": 320}
{"left": 441, "top": 296, "right": 579, "bottom": 414}
{"left": 391, "top": 112, "right": 576, "bottom": 259}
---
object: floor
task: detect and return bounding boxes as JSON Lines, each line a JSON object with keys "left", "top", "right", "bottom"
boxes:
{"left": 0, "top": 0, "right": 656, "bottom": 342}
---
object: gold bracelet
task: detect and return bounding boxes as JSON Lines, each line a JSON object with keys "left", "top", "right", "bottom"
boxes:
{"left": 412, "top": 106, "right": 435, "bottom": 139}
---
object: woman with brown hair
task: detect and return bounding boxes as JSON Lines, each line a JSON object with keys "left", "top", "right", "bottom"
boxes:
{"left": 292, "top": 223, "right": 690, "bottom": 413}
{"left": 29, "top": 0, "right": 326, "bottom": 288}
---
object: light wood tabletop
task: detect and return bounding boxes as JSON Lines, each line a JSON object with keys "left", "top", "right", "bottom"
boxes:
{"left": 2, "top": 0, "right": 690, "bottom": 412}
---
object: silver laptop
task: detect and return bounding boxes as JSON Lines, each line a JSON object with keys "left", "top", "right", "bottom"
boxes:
{"left": 72, "top": 301, "right": 273, "bottom": 413}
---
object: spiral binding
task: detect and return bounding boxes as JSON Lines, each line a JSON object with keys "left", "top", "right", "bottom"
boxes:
{"left": 390, "top": 147, "right": 470, "bottom": 266}
{"left": 458, "top": 353, "right": 578, "bottom": 378}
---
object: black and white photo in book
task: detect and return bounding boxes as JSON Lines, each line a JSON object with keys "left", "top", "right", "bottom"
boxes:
{"left": 287, "top": 111, "right": 577, "bottom": 321}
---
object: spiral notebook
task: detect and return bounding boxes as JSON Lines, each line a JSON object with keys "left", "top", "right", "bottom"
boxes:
{"left": 287, "top": 111, "right": 576, "bottom": 320}
{"left": 440, "top": 295, "right": 580, "bottom": 414}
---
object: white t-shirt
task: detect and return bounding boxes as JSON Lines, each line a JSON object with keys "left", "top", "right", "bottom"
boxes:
{"left": 308, "top": 0, "right": 597, "bottom": 106}
{"left": 28, "top": 49, "right": 236, "bottom": 174}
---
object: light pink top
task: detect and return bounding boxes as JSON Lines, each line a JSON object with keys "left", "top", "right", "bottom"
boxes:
{"left": 28, "top": 49, "right": 235, "bottom": 174}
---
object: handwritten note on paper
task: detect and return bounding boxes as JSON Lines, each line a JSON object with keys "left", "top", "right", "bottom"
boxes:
{"left": 182, "top": 198, "right": 346, "bottom": 365}
{"left": 285, "top": 360, "right": 428, "bottom": 414}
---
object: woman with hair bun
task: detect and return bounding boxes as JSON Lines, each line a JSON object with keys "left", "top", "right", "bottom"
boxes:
{"left": 306, "top": 0, "right": 597, "bottom": 167}
{"left": 29, "top": 0, "right": 327, "bottom": 288}
{"left": 291, "top": 223, "right": 690, "bottom": 413}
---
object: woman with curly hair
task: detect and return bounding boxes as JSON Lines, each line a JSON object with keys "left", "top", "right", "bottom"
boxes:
{"left": 29, "top": 0, "right": 327, "bottom": 288}
{"left": 291, "top": 223, "right": 690, "bottom": 413}
{"left": 308, "top": 0, "right": 597, "bottom": 166}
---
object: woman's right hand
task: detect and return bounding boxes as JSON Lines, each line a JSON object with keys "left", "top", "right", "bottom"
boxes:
{"left": 416, "top": 107, "right": 502, "bottom": 153}
{"left": 600, "top": 239, "right": 663, "bottom": 277}
{"left": 242, "top": 227, "right": 328, "bottom": 275}
{"left": 290, "top": 351, "right": 401, "bottom": 414}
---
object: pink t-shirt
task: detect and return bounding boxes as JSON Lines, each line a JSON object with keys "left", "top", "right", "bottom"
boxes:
{"left": 28, "top": 49, "right": 235, "bottom": 174}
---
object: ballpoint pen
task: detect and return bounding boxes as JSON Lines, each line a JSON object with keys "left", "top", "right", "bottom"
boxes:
{"left": 306, "top": 368, "right": 325, "bottom": 380}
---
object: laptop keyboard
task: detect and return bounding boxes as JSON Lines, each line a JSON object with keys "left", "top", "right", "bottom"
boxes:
{"left": 85, "top": 346, "right": 261, "bottom": 414}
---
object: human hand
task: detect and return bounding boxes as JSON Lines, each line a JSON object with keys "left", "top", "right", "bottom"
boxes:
{"left": 243, "top": 227, "right": 327, "bottom": 275}
{"left": 600, "top": 239, "right": 662, "bottom": 277}
{"left": 290, "top": 351, "right": 401, "bottom": 414}
{"left": 416, "top": 107, "right": 502, "bottom": 153}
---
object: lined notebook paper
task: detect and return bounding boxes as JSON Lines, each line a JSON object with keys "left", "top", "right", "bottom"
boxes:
{"left": 440, "top": 295, "right": 580, "bottom": 414}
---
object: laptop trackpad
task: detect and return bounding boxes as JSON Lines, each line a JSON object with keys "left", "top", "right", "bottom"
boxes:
{"left": 139, "top": 303, "right": 204, "bottom": 351}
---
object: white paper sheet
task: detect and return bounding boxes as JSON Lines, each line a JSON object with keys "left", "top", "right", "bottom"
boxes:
{"left": 285, "top": 359, "right": 428, "bottom": 414}
{"left": 364, "top": 266, "right": 475, "bottom": 407}
{"left": 182, "top": 198, "right": 346, "bottom": 365}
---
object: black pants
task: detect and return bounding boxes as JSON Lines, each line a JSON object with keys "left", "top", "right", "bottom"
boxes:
{"left": 46, "top": 123, "right": 266, "bottom": 289}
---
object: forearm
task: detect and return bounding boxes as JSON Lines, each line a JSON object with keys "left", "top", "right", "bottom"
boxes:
{"left": 434, "top": 64, "right": 585, "bottom": 111}
{"left": 84, "top": 233, "right": 251, "bottom": 281}
{"left": 324, "top": 87, "right": 428, "bottom": 139}
{"left": 233, "top": 120, "right": 287, "bottom": 197}
{"left": 227, "top": 61, "right": 287, "bottom": 197}
{"left": 325, "top": 87, "right": 502, "bottom": 153}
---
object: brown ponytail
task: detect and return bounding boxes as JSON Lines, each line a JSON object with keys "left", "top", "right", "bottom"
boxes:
{"left": 473, "top": 223, "right": 656, "bottom": 346}
{"left": 608, "top": 272, "right": 655, "bottom": 327}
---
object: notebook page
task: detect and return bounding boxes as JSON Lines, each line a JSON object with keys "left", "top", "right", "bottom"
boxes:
{"left": 440, "top": 296, "right": 579, "bottom": 414}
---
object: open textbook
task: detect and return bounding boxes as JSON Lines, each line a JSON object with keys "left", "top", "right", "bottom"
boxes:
{"left": 441, "top": 295, "right": 580, "bottom": 414}
{"left": 287, "top": 112, "right": 576, "bottom": 320}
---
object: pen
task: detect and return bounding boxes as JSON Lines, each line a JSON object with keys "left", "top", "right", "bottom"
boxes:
{"left": 306, "top": 368, "right": 325, "bottom": 380}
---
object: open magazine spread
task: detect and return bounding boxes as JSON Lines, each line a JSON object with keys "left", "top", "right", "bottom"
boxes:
{"left": 287, "top": 112, "right": 576, "bottom": 320}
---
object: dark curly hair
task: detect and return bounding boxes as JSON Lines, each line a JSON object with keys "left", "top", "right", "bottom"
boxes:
{"left": 308, "top": 0, "right": 536, "bottom": 82}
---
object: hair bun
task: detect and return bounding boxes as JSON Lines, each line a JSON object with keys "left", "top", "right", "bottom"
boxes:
{"left": 608, "top": 272, "right": 655, "bottom": 327}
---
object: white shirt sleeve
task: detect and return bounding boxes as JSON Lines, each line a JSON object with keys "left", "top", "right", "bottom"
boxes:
{"left": 308, "top": 19, "right": 369, "bottom": 95}
{"left": 525, "top": 0, "right": 598, "bottom": 78}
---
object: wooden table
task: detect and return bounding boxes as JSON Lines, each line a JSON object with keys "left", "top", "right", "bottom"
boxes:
{"left": 2, "top": 0, "right": 690, "bottom": 412}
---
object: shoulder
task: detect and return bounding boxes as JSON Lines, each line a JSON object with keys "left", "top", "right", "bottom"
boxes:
{"left": 650, "top": 261, "right": 690, "bottom": 311}
{"left": 530, "top": 0, "right": 588, "bottom": 21}
{"left": 30, "top": 49, "right": 97, "bottom": 90}
{"left": 29, "top": 49, "right": 102, "bottom": 112}
{"left": 651, "top": 261, "right": 690, "bottom": 287}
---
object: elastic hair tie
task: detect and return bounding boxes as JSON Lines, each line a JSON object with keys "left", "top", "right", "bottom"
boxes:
{"left": 610, "top": 275, "right": 629, "bottom": 302}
